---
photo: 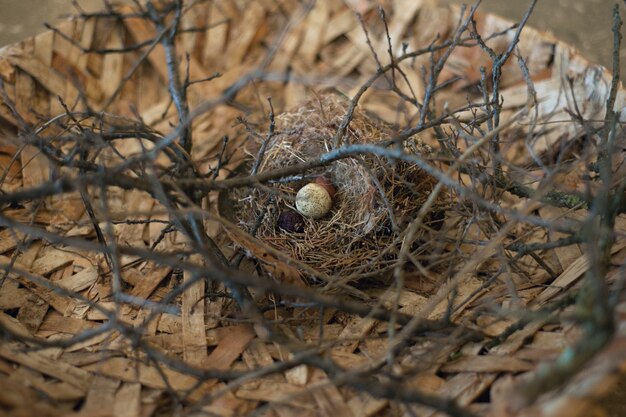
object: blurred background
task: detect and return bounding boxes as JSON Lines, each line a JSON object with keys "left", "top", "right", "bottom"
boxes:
{"left": 0, "top": 0, "right": 620, "bottom": 72}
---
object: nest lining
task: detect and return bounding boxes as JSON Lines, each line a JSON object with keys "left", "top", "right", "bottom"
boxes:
{"left": 229, "top": 94, "right": 446, "bottom": 283}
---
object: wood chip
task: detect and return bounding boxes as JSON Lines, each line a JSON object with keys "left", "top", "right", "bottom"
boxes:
{"left": 114, "top": 383, "right": 142, "bottom": 417}
{"left": 182, "top": 256, "right": 207, "bottom": 367}
{"left": 441, "top": 355, "right": 534, "bottom": 373}
{"left": 0, "top": 343, "right": 92, "bottom": 389}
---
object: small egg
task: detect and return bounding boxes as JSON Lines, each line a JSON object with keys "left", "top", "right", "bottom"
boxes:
{"left": 314, "top": 176, "right": 336, "bottom": 199}
{"left": 278, "top": 210, "right": 305, "bottom": 233}
{"left": 295, "top": 183, "right": 333, "bottom": 219}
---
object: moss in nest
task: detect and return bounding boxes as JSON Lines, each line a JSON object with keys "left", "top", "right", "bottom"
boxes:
{"left": 230, "top": 93, "right": 444, "bottom": 283}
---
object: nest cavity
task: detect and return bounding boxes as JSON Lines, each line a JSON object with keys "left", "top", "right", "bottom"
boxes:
{"left": 230, "top": 94, "right": 443, "bottom": 284}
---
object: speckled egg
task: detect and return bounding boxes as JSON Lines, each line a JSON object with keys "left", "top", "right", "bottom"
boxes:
{"left": 295, "top": 183, "right": 333, "bottom": 219}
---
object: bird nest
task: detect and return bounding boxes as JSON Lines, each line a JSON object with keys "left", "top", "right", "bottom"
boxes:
{"left": 223, "top": 94, "right": 446, "bottom": 288}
